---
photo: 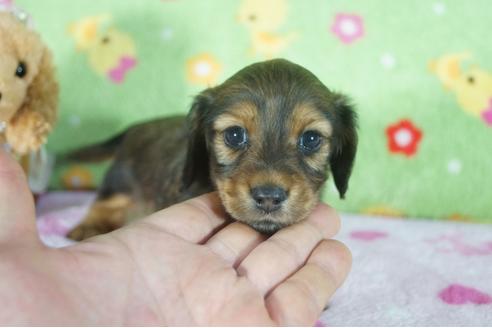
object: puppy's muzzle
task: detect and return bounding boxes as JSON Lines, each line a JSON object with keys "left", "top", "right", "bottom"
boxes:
{"left": 250, "top": 185, "right": 288, "bottom": 213}
{"left": 249, "top": 219, "right": 287, "bottom": 235}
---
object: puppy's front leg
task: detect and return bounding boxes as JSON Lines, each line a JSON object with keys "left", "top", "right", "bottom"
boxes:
{"left": 67, "top": 194, "right": 132, "bottom": 241}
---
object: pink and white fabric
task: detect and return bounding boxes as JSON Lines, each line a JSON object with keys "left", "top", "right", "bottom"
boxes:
{"left": 323, "top": 214, "right": 492, "bottom": 326}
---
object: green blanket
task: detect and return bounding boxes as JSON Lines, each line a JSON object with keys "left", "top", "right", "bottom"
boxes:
{"left": 14, "top": 0, "right": 492, "bottom": 223}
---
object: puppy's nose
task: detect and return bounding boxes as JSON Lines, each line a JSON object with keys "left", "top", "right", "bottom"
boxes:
{"left": 0, "top": 91, "right": 2, "bottom": 102}
{"left": 251, "top": 185, "right": 287, "bottom": 213}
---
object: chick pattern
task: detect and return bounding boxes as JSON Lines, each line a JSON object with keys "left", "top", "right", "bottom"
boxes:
{"left": 237, "top": 0, "right": 298, "bottom": 59}
{"left": 68, "top": 14, "right": 137, "bottom": 84}
{"left": 431, "top": 53, "right": 492, "bottom": 126}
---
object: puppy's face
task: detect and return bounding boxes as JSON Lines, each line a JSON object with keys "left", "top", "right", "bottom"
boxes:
{"left": 183, "top": 59, "right": 357, "bottom": 234}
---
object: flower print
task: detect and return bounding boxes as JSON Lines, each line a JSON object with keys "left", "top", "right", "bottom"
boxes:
{"left": 186, "top": 53, "right": 221, "bottom": 86}
{"left": 331, "top": 13, "right": 364, "bottom": 44}
{"left": 386, "top": 119, "right": 423, "bottom": 156}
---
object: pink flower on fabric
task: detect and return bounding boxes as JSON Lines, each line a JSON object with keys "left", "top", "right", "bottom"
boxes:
{"left": 0, "top": 0, "right": 13, "bottom": 11}
{"left": 331, "top": 13, "right": 364, "bottom": 44}
{"left": 439, "top": 284, "right": 492, "bottom": 305}
{"left": 0, "top": 0, "right": 13, "bottom": 7}
{"left": 350, "top": 230, "right": 388, "bottom": 241}
{"left": 425, "top": 234, "right": 492, "bottom": 256}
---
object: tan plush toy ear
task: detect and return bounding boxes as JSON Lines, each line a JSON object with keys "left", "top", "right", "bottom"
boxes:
{"left": 5, "top": 46, "right": 58, "bottom": 156}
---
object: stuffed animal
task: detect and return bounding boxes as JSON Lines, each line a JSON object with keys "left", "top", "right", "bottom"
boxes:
{"left": 0, "top": 9, "right": 58, "bottom": 191}
{"left": 0, "top": 10, "right": 58, "bottom": 155}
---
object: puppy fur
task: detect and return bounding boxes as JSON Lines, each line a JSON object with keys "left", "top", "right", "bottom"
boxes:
{"left": 67, "top": 59, "right": 357, "bottom": 240}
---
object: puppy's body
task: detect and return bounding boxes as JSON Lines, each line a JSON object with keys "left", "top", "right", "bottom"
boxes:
{"left": 94, "top": 116, "right": 210, "bottom": 209}
{"left": 66, "top": 116, "right": 212, "bottom": 239}
{"left": 68, "top": 59, "right": 357, "bottom": 240}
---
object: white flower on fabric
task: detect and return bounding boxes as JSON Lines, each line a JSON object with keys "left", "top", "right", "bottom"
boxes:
{"left": 447, "top": 159, "right": 462, "bottom": 175}
{"left": 380, "top": 53, "right": 396, "bottom": 70}
{"left": 161, "top": 27, "right": 174, "bottom": 40}
{"left": 433, "top": 2, "right": 446, "bottom": 15}
{"left": 68, "top": 115, "right": 81, "bottom": 127}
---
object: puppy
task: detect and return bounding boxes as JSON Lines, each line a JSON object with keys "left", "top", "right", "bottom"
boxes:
{"left": 67, "top": 59, "right": 357, "bottom": 240}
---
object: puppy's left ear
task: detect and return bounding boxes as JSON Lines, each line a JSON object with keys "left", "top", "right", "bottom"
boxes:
{"left": 329, "top": 95, "right": 358, "bottom": 199}
{"left": 181, "top": 90, "right": 214, "bottom": 190}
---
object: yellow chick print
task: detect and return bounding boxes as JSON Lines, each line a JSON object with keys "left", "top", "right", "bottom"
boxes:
{"left": 68, "top": 15, "right": 137, "bottom": 84}
{"left": 237, "top": 0, "right": 298, "bottom": 59}
{"left": 431, "top": 53, "right": 492, "bottom": 126}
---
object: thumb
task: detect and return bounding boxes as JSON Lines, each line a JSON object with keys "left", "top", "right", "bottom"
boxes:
{"left": 0, "top": 149, "right": 38, "bottom": 244}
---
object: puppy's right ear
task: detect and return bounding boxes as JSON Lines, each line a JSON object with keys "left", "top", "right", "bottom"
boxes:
{"left": 329, "top": 94, "right": 358, "bottom": 199}
{"left": 182, "top": 90, "right": 214, "bottom": 190}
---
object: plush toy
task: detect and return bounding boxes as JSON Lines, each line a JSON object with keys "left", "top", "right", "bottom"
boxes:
{"left": 0, "top": 9, "right": 58, "bottom": 191}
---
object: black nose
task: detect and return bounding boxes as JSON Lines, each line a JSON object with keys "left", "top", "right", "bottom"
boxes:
{"left": 251, "top": 185, "right": 287, "bottom": 213}
{"left": 0, "top": 91, "right": 2, "bottom": 102}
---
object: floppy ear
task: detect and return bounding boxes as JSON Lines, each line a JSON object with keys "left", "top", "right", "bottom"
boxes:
{"left": 181, "top": 90, "right": 214, "bottom": 190}
{"left": 6, "top": 47, "right": 58, "bottom": 155}
{"left": 329, "top": 95, "right": 358, "bottom": 199}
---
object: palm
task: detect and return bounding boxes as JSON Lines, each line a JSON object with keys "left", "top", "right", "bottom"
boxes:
{"left": 61, "top": 231, "right": 270, "bottom": 325}
{"left": 136, "top": 237, "right": 272, "bottom": 325}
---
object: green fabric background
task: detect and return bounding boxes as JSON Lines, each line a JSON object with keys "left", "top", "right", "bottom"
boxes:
{"left": 14, "top": 0, "right": 492, "bottom": 222}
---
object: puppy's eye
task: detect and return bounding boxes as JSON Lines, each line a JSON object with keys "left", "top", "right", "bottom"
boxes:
{"left": 299, "top": 130, "right": 322, "bottom": 153}
{"left": 15, "top": 61, "right": 27, "bottom": 78}
{"left": 224, "top": 126, "right": 247, "bottom": 149}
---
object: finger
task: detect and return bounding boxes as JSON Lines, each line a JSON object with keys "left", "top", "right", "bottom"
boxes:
{"left": 237, "top": 202, "right": 340, "bottom": 295}
{"left": 0, "top": 149, "right": 37, "bottom": 243}
{"left": 206, "top": 222, "right": 267, "bottom": 267}
{"left": 266, "top": 240, "right": 352, "bottom": 326}
{"left": 136, "top": 192, "right": 230, "bottom": 244}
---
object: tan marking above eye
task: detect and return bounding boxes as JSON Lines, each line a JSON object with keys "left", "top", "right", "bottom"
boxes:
{"left": 303, "top": 121, "right": 332, "bottom": 138}
{"left": 290, "top": 104, "right": 333, "bottom": 140}
{"left": 213, "top": 102, "right": 258, "bottom": 133}
{"left": 213, "top": 114, "right": 244, "bottom": 132}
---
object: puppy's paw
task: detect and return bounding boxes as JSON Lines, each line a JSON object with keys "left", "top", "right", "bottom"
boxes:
{"left": 67, "top": 224, "right": 107, "bottom": 241}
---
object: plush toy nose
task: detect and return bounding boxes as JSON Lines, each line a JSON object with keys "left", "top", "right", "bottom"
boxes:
{"left": 251, "top": 185, "right": 288, "bottom": 213}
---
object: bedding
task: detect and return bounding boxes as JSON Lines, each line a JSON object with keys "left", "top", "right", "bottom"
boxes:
{"left": 12, "top": 0, "right": 492, "bottom": 223}
{"left": 36, "top": 191, "right": 492, "bottom": 326}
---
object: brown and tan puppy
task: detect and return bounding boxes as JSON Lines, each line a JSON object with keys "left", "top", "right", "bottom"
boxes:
{"left": 67, "top": 59, "right": 357, "bottom": 240}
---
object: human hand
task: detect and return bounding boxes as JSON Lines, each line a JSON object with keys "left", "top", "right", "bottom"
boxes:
{"left": 0, "top": 149, "right": 351, "bottom": 325}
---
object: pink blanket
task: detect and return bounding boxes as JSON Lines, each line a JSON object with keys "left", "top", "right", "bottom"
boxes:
{"left": 36, "top": 192, "right": 492, "bottom": 326}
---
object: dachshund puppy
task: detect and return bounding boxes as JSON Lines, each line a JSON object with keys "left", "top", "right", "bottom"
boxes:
{"left": 67, "top": 59, "right": 357, "bottom": 240}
